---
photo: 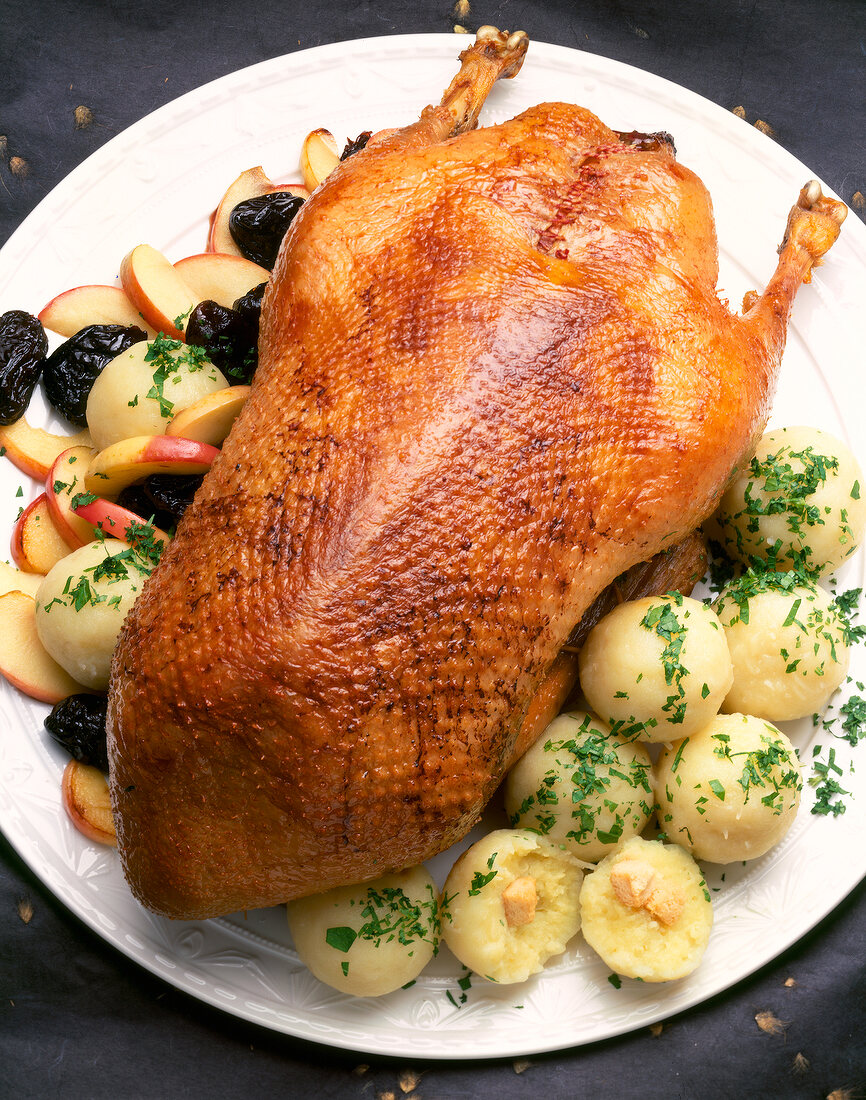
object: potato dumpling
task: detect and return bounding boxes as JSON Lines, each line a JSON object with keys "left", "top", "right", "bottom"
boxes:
{"left": 441, "top": 829, "right": 583, "bottom": 984}
{"left": 578, "top": 593, "right": 733, "bottom": 743}
{"left": 35, "top": 538, "right": 158, "bottom": 689}
{"left": 287, "top": 866, "right": 439, "bottom": 997}
{"left": 708, "top": 425, "right": 866, "bottom": 575}
{"left": 654, "top": 712, "right": 802, "bottom": 864}
{"left": 504, "top": 710, "right": 654, "bottom": 862}
{"left": 579, "top": 836, "right": 713, "bottom": 982}
{"left": 713, "top": 571, "right": 848, "bottom": 721}
{"left": 86, "top": 337, "right": 228, "bottom": 449}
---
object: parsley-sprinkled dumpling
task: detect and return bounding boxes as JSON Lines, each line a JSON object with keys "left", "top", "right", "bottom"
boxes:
{"left": 504, "top": 710, "right": 654, "bottom": 862}
{"left": 578, "top": 594, "right": 733, "bottom": 743}
{"left": 286, "top": 865, "right": 439, "bottom": 997}
{"left": 86, "top": 337, "right": 228, "bottom": 450}
{"left": 35, "top": 537, "right": 162, "bottom": 689}
{"left": 579, "top": 836, "right": 713, "bottom": 982}
{"left": 653, "top": 713, "right": 802, "bottom": 863}
{"left": 713, "top": 570, "right": 849, "bottom": 721}
{"left": 709, "top": 426, "right": 866, "bottom": 575}
{"left": 441, "top": 829, "right": 583, "bottom": 984}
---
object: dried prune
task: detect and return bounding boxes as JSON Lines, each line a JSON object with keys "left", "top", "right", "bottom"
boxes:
{"left": 186, "top": 300, "right": 257, "bottom": 383}
{"left": 142, "top": 473, "right": 204, "bottom": 521}
{"left": 44, "top": 324, "right": 146, "bottom": 426}
{"left": 233, "top": 281, "right": 266, "bottom": 328}
{"left": 0, "top": 311, "right": 48, "bottom": 425}
{"left": 115, "top": 484, "right": 176, "bottom": 531}
{"left": 45, "top": 693, "right": 109, "bottom": 773}
{"left": 341, "top": 130, "right": 371, "bottom": 160}
{"left": 229, "top": 191, "right": 305, "bottom": 269}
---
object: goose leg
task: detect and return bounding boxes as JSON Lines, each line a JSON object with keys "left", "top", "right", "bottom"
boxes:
{"left": 743, "top": 181, "right": 847, "bottom": 354}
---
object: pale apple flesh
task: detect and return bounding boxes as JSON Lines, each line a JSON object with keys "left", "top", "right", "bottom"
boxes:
{"left": 62, "top": 761, "right": 117, "bottom": 846}
{"left": 0, "top": 418, "right": 93, "bottom": 480}
{"left": 11, "top": 494, "right": 75, "bottom": 575}
{"left": 84, "top": 434, "right": 220, "bottom": 498}
{"left": 120, "top": 244, "right": 197, "bottom": 340}
{"left": 0, "top": 560, "right": 42, "bottom": 598}
{"left": 174, "top": 254, "right": 269, "bottom": 310}
{"left": 166, "top": 386, "right": 250, "bottom": 446}
{"left": 39, "top": 284, "right": 157, "bottom": 339}
{"left": 300, "top": 128, "right": 340, "bottom": 191}
{"left": 45, "top": 445, "right": 98, "bottom": 549}
{"left": 0, "top": 590, "right": 86, "bottom": 703}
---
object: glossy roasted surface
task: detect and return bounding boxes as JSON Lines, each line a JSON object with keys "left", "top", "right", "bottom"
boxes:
{"left": 108, "top": 35, "right": 845, "bottom": 919}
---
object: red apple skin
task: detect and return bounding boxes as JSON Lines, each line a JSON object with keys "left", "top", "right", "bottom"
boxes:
{"left": 73, "top": 498, "right": 171, "bottom": 547}
{"left": 38, "top": 284, "right": 156, "bottom": 339}
{"left": 120, "top": 245, "right": 196, "bottom": 340}
{"left": 45, "top": 446, "right": 98, "bottom": 549}
{"left": 0, "top": 419, "right": 93, "bottom": 481}
{"left": 11, "top": 494, "right": 75, "bottom": 575}
{"left": 0, "top": 590, "right": 85, "bottom": 703}
{"left": 62, "top": 760, "right": 117, "bottom": 846}
{"left": 85, "top": 435, "right": 220, "bottom": 498}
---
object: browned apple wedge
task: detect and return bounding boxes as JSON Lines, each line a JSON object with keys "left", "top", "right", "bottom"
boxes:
{"left": 300, "top": 128, "right": 340, "bottom": 191}
{"left": 11, "top": 494, "right": 75, "bottom": 575}
{"left": 207, "top": 166, "right": 309, "bottom": 255}
{"left": 120, "top": 244, "right": 197, "bottom": 339}
{"left": 0, "top": 418, "right": 93, "bottom": 480}
{"left": 0, "top": 560, "right": 42, "bottom": 598}
{"left": 62, "top": 760, "right": 117, "bottom": 846}
{"left": 73, "top": 497, "right": 171, "bottom": 547}
{"left": 173, "top": 254, "right": 269, "bottom": 310}
{"left": 84, "top": 435, "right": 220, "bottom": 498}
{"left": 45, "top": 445, "right": 98, "bottom": 549}
{"left": 0, "top": 590, "right": 86, "bottom": 703}
{"left": 39, "top": 285, "right": 157, "bottom": 339}
{"left": 165, "top": 386, "right": 250, "bottom": 446}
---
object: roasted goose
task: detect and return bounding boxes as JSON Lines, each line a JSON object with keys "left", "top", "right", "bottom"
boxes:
{"left": 109, "top": 28, "right": 846, "bottom": 918}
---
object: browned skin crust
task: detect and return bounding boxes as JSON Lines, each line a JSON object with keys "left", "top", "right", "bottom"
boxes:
{"left": 108, "top": 33, "right": 846, "bottom": 919}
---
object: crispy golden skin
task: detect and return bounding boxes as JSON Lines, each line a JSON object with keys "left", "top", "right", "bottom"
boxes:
{"left": 108, "top": 30, "right": 845, "bottom": 918}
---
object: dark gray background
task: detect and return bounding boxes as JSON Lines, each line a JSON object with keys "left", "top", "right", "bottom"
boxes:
{"left": 1, "top": 1, "right": 864, "bottom": 1097}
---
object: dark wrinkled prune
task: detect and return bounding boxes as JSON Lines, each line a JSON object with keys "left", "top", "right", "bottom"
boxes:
{"left": 233, "top": 281, "right": 266, "bottom": 328}
{"left": 186, "top": 300, "right": 257, "bottom": 383}
{"left": 45, "top": 693, "right": 109, "bottom": 773}
{"left": 43, "top": 324, "right": 146, "bottom": 426}
{"left": 143, "top": 473, "right": 204, "bottom": 521}
{"left": 0, "top": 311, "right": 48, "bottom": 425}
{"left": 115, "top": 484, "right": 176, "bottom": 531}
{"left": 341, "top": 130, "right": 371, "bottom": 160}
{"left": 228, "top": 191, "right": 305, "bottom": 269}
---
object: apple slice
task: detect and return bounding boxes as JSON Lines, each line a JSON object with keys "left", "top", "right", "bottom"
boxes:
{"left": 0, "top": 418, "right": 93, "bottom": 480}
{"left": 300, "top": 128, "right": 340, "bottom": 191}
{"left": 45, "top": 445, "right": 98, "bottom": 549}
{"left": 173, "top": 254, "right": 269, "bottom": 310}
{"left": 62, "top": 760, "right": 117, "bottom": 846}
{"left": 73, "top": 496, "right": 171, "bottom": 547}
{"left": 39, "top": 284, "right": 157, "bottom": 339}
{"left": 120, "top": 244, "right": 197, "bottom": 339}
{"left": 84, "top": 435, "right": 219, "bottom": 498}
{"left": 0, "top": 590, "right": 86, "bottom": 703}
{"left": 207, "top": 166, "right": 309, "bottom": 255}
{"left": 11, "top": 494, "right": 75, "bottom": 575}
{"left": 166, "top": 386, "right": 250, "bottom": 446}
{"left": 0, "top": 560, "right": 42, "bottom": 598}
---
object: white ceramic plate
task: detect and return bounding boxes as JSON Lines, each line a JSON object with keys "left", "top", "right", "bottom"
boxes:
{"left": 1, "top": 34, "right": 865, "bottom": 1059}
